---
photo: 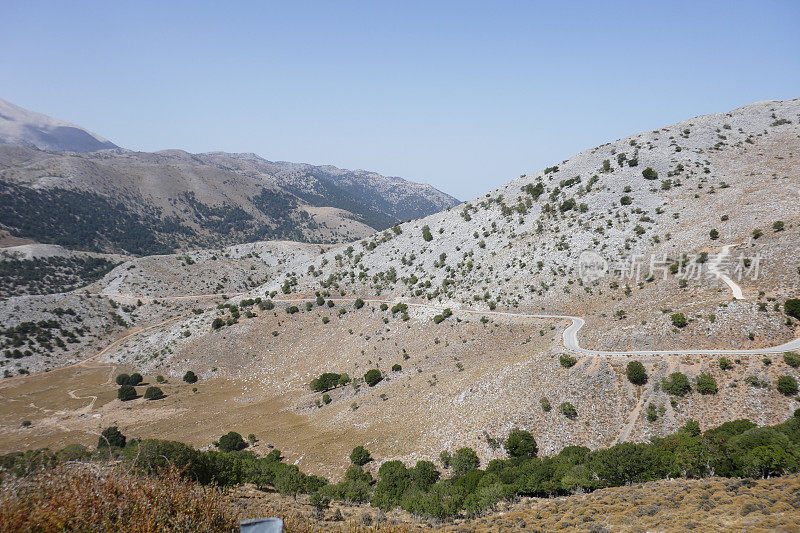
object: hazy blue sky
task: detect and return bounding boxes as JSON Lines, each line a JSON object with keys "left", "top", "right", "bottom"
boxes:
{"left": 2, "top": 1, "right": 798, "bottom": 199}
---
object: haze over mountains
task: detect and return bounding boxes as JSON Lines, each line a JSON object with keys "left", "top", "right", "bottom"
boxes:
{"left": 0, "top": 98, "right": 458, "bottom": 254}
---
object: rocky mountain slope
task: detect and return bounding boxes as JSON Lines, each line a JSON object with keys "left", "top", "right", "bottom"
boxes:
{"left": 0, "top": 97, "right": 118, "bottom": 152}
{"left": 1, "top": 99, "right": 798, "bottom": 478}
{"left": 271, "top": 98, "right": 800, "bottom": 352}
{"left": 0, "top": 99, "right": 458, "bottom": 254}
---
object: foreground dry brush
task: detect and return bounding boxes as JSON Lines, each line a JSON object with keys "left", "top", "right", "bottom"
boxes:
{"left": 0, "top": 464, "right": 238, "bottom": 533}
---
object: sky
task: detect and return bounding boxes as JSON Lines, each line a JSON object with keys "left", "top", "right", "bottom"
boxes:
{"left": 1, "top": 1, "right": 799, "bottom": 200}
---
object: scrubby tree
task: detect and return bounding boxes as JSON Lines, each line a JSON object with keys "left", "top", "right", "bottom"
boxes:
{"left": 217, "top": 431, "right": 247, "bottom": 452}
{"left": 129, "top": 373, "right": 143, "bottom": 386}
{"left": 183, "top": 371, "right": 198, "bottom": 384}
{"left": 709, "top": 229, "right": 719, "bottom": 240}
{"left": 662, "top": 372, "right": 691, "bottom": 396}
{"left": 642, "top": 167, "right": 658, "bottom": 180}
{"left": 117, "top": 385, "right": 136, "bottom": 401}
{"left": 560, "top": 402, "right": 578, "bottom": 419}
{"left": 451, "top": 447, "right": 479, "bottom": 476}
{"left": 671, "top": 313, "right": 688, "bottom": 328}
{"left": 626, "top": 361, "right": 648, "bottom": 385}
{"left": 364, "top": 369, "right": 382, "bottom": 387}
{"left": 350, "top": 445, "right": 372, "bottom": 466}
{"left": 785, "top": 299, "right": 800, "bottom": 320}
{"left": 559, "top": 354, "right": 577, "bottom": 368}
{"left": 354, "top": 298, "right": 365, "bottom": 309}
{"left": 115, "top": 373, "right": 131, "bottom": 386}
{"left": 98, "top": 426, "right": 126, "bottom": 448}
{"left": 391, "top": 364, "right": 402, "bottom": 372}
{"left": 777, "top": 376, "right": 798, "bottom": 396}
{"left": 144, "top": 386, "right": 164, "bottom": 400}
{"left": 784, "top": 352, "right": 800, "bottom": 368}
{"left": 411, "top": 460, "right": 440, "bottom": 490}
{"left": 504, "top": 429, "right": 538, "bottom": 458}
{"left": 696, "top": 373, "right": 718, "bottom": 395}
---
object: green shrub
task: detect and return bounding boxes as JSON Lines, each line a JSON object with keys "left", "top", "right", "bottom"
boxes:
{"left": 422, "top": 225, "right": 433, "bottom": 242}
{"left": 98, "top": 426, "right": 126, "bottom": 448}
{"left": 626, "top": 361, "right": 647, "bottom": 385}
{"left": 719, "top": 357, "right": 733, "bottom": 370}
{"left": 540, "top": 397, "right": 551, "bottom": 412}
{"left": 560, "top": 402, "right": 577, "bottom": 419}
{"left": 559, "top": 354, "right": 577, "bottom": 368}
{"left": 709, "top": 229, "right": 719, "bottom": 240}
{"left": 620, "top": 196, "right": 632, "bottom": 206}
{"left": 785, "top": 299, "right": 800, "bottom": 320}
{"left": 310, "top": 373, "right": 349, "bottom": 392}
{"left": 642, "top": 167, "right": 658, "bottom": 180}
{"left": 217, "top": 431, "right": 247, "bottom": 452}
{"left": 364, "top": 369, "right": 382, "bottom": 387}
{"left": 504, "top": 429, "right": 538, "bottom": 458}
{"left": 784, "top": 352, "right": 800, "bottom": 368}
{"left": 662, "top": 372, "right": 691, "bottom": 396}
{"left": 695, "top": 373, "right": 718, "bottom": 394}
{"left": 391, "top": 364, "right": 402, "bottom": 372}
{"left": 350, "top": 446, "right": 372, "bottom": 466}
{"left": 259, "top": 299, "right": 275, "bottom": 311}
{"left": 322, "top": 393, "right": 331, "bottom": 404}
{"left": 286, "top": 305, "right": 299, "bottom": 314}
{"left": 773, "top": 221, "right": 784, "bottom": 232}
{"left": 143, "top": 386, "right": 164, "bottom": 400}
{"left": 777, "top": 376, "right": 798, "bottom": 396}
{"left": 117, "top": 385, "right": 136, "bottom": 401}
{"left": 451, "top": 447, "right": 479, "bottom": 476}
{"left": 115, "top": 373, "right": 131, "bottom": 386}
{"left": 211, "top": 317, "right": 224, "bottom": 330}
{"left": 354, "top": 298, "right": 364, "bottom": 309}
{"left": 671, "top": 313, "right": 688, "bottom": 328}
{"left": 183, "top": 371, "right": 198, "bottom": 384}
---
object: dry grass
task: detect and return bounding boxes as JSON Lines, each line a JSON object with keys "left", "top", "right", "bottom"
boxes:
{"left": 0, "top": 464, "right": 238, "bottom": 532}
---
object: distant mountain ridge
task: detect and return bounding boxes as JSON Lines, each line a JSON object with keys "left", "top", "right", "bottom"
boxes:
{"left": 0, "top": 99, "right": 459, "bottom": 254}
{"left": 0, "top": 97, "right": 118, "bottom": 152}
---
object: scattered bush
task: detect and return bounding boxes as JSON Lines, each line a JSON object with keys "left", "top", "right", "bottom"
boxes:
{"left": 217, "top": 431, "right": 247, "bottom": 452}
{"left": 620, "top": 196, "right": 632, "bottom": 206}
{"left": 671, "top": 313, "right": 688, "bottom": 328}
{"left": 451, "top": 447, "right": 479, "bottom": 476}
{"left": 785, "top": 299, "right": 800, "bottom": 320}
{"left": 183, "top": 371, "right": 198, "bottom": 384}
{"left": 776, "top": 376, "right": 798, "bottom": 396}
{"left": 129, "top": 373, "right": 143, "bottom": 386}
{"left": 422, "top": 225, "right": 433, "bottom": 242}
{"left": 285, "top": 306, "right": 299, "bottom": 314}
{"left": 322, "top": 394, "right": 331, "bottom": 405}
{"left": 364, "top": 369, "right": 383, "bottom": 387}
{"left": 662, "top": 372, "right": 691, "bottom": 396}
{"left": 115, "top": 373, "right": 131, "bottom": 386}
{"left": 143, "top": 386, "right": 165, "bottom": 400}
{"left": 310, "top": 372, "right": 350, "bottom": 392}
{"left": 773, "top": 221, "right": 785, "bottom": 232}
{"left": 719, "top": 357, "right": 733, "bottom": 370}
{"left": 626, "top": 361, "right": 648, "bottom": 385}
{"left": 117, "top": 385, "right": 137, "bottom": 401}
{"left": 709, "top": 228, "right": 719, "bottom": 240}
{"left": 504, "top": 429, "right": 538, "bottom": 458}
{"left": 559, "top": 354, "right": 577, "bottom": 368}
{"left": 98, "top": 426, "right": 126, "bottom": 448}
{"left": 540, "top": 397, "right": 551, "bottom": 412}
{"left": 354, "top": 298, "right": 365, "bottom": 309}
{"left": 560, "top": 402, "right": 577, "bottom": 419}
{"left": 642, "top": 167, "right": 658, "bottom": 180}
{"left": 391, "top": 364, "right": 402, "bottom": 372}
{"left": 350, "top": 446, "right": 372, "bottom": 466}
{"left": 695, "top": 373, "right": 718, "bottom": 395}
{"left": 784, "top": 352, "right": 800, "bottom": 368}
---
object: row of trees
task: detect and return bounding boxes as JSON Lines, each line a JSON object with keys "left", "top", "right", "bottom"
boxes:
{"left": 6, "top": 412, "right": 799, "bottom": 521}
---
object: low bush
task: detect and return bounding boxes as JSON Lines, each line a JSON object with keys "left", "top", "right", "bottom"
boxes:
{"left": 144, "top": 386, "right": 164, "bottom": 400}
{"left": 662, "top": 372, "right": 691, "bottom": 396}
{"left": 98, "top": 426, "right": 126, "bottom": 448}
{"left": 777, "top": 376, "right": 798, "bottom": 396}
{"left": 364, "top": 369, "right": 382, "bottom": 387}
{"left": 671, "top": 313, "right": 688, "bottom": 328}
{"left": 350, "top": 446, "right": 372, "bottom": 466}
{"left": 183, "top": 371, "right": 198, "bottom": 384}
{"left": 559, "top": 354, "right": 577, "bottom": 368}
{"left": 786, "top": 299, "right": 800, "bottom": 320}
{"left": 504, "top": 429, "right": 538, "bottom": 458}
{"left": 696, "top": 373, "right": 718, "bottom": 394}
{"left": 626, "top": 361, "right": 647, "bottom": 385}
{"left": 216, "top": 432, "right": 247, "bottom": 452}
{"left": 784, "top": 352, "right": 800, "bottom": 368}
{"left": 560, "top": 402, "right": 577, "bottom": 419}
{"left": 117, "top": 385, "right": 136, "bottom": 401}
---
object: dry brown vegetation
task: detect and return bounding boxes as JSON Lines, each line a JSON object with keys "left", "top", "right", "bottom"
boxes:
{"left": 0, "top": 464, "right": 238, "bottom": 532}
